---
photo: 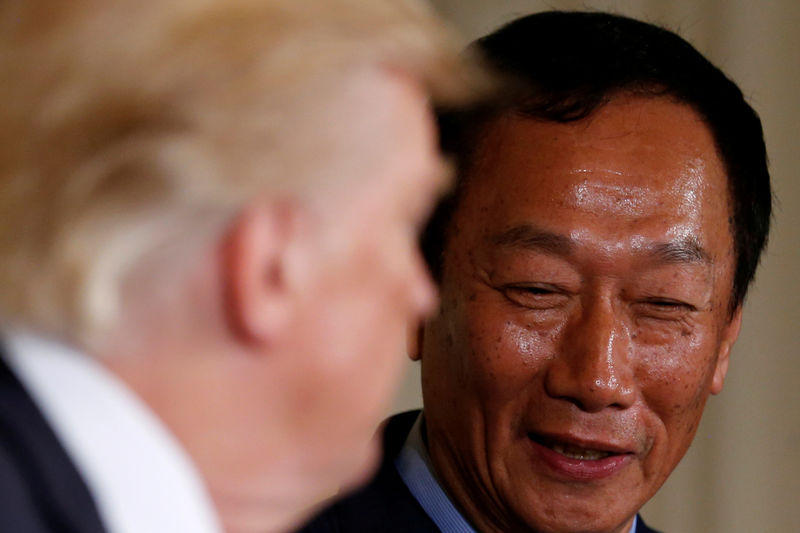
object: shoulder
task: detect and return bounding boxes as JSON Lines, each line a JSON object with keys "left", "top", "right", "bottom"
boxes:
{"left": 0, "top": 350, "right": 107, "bottom": 533}
{"left": 636, "top": 515, "right": 662, "bottom": 533}
{"left": 298, "top": 410, "right": 440, "bottom": 533}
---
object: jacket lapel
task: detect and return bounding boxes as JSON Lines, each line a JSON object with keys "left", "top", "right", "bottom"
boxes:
{"left": 0, "top": 349, "right": 108, "bottom": 533}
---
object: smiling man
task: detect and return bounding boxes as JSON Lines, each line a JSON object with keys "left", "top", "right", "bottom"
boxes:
{"left": 299, "top": 11, "right": 771, "bottom": 533}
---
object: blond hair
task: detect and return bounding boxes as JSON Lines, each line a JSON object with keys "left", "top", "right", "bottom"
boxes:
{"left": 0, "top": 0, "right": 479, "bottom": 348}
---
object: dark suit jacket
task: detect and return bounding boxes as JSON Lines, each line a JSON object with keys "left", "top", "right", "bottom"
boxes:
{"left": 298, "top": 410, "right": 660, "bottom": 533}
{"left": 0, "top": 351, "right": 107, "bottom": 533}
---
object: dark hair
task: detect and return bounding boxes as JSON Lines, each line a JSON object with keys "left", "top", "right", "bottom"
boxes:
{"left": 423, "top": 10, "right": 771, "bottom": 312}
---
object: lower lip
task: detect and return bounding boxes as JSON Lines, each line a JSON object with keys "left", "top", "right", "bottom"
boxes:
{"left": 527, "top": 439, "right": 633, "bottom": 481}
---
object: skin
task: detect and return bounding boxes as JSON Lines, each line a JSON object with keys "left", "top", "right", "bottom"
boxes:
{"left": 417, "top": 95, "right": 743, "bottom": 533}
{"left": 106, "top": 68, "right": 446, "bottom": 533}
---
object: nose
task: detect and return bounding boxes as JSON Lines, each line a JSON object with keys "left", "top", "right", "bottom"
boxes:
{"left": 544, "top": 297, "right": 636, "bottom": 412}
{"left": 407, "top": 250, "right": 438, "bottom": 317}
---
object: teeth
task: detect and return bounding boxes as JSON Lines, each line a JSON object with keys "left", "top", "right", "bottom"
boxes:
{"left": 550, "top": 443, "right": 611, "bottom": 460}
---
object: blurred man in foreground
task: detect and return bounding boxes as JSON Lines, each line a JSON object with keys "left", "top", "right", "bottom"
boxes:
{"left": 300, "top": 11, "right": 771, "bottom": 533}
{"left": 0, "top": 0, "right": 479, "bottom": 532}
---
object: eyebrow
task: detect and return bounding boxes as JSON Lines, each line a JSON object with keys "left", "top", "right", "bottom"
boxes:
{"left": 650, "top": 239, "right": 711, "bottom": 264}
{"left": 490, "top": 224, "right": 712, "bottom": 265}
{"left": 491, "top": 225, "right": 574, "bottom": 255}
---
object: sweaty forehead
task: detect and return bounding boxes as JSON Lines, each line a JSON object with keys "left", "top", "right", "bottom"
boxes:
{"left": 446, "top": 96, "right": 735, "bottom": 270}
{"left": 463, "top": 96, "right": 728, "bottom": 213}
{"left": 486, "top": 97, "right": 717, "bottom": 176}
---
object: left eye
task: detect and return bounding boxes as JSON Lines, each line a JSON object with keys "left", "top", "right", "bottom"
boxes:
{"left": 648, "top": 299, "right": 683, "bottom": 307}
{"left": 637, "top": 299, "right": 695, "bottom": 318}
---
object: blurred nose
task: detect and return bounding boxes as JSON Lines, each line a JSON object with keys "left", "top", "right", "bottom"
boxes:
{"left": 544, "top": 297, "right": 635, "bottom": 412}
{"left": 407, "top": 250, "right": 438, "bottom": 317}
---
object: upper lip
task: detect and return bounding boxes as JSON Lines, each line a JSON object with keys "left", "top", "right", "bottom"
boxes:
{"left": 528, "top": 430, "right": 637, "bottom": 455}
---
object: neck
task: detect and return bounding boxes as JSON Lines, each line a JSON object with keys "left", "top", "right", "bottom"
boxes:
{"left": 212, "top": 486, "right": 326, "bottom": 533}
{"left": 104, "top": 339, "right": 340, "bottom": 533}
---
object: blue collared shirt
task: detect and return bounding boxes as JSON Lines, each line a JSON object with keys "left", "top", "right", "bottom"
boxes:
{"left": 394, "top": 412, "right": 637, "bottom": 533}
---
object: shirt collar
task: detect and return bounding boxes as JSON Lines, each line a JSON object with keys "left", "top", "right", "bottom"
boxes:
{"left": 395, "top": 412, "right": 478, "bottom": 532}
{"left": 4, "top": 332, "right": 223, "bottom": 533}
{"left": 395, "top": 411, "right": 638, "bottom": 533}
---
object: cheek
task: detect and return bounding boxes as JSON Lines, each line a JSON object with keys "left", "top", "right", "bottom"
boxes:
{"left": 341, "top": 229, "right": 412, "bottom": 321}
{"left": 635, "top": 332, "right": 720, "bottom": 438}
{"left": 453, "top": 298, "right": 557, "bottom": 405}
{"left": 366, "top": 222, "right": 425, "bottom": 305}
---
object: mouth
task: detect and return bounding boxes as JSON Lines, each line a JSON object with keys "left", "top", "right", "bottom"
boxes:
{"left": 527, "top": 432, "right": 634, "bottom": 480}
{"left": 531, "top": 434, "right": 622, "bottom": 461}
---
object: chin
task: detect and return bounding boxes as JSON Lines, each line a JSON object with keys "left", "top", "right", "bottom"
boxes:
{"left": 514, "top": 500, "right": 635, "bottom": 533}
{"left": 337, "top": 436, "right": 382, "bottom": 493}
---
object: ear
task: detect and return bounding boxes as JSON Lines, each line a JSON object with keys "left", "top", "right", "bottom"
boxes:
{"left": 407, "top": 323, "right": 425, "bottom": 361}
{"left": 710, "top": 305, "right": 743, "bottom": 395}
{"left": 221, "top": 200, "right": 301, "bottom": 348}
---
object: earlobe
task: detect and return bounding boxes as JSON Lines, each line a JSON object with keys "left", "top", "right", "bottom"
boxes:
{"left": 710, "top": 306, "right": 743, "bottom": 395}
{"left": 221, "top": 200, "right": 300, "bottom": 348}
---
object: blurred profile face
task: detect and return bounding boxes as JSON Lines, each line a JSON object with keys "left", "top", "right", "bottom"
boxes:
{"left": 104, "top": 68, "right": 449, "bottom": 533}
{"left": 280, "top": 68, "right": 445, "bottom": 490}
{"left": 420, "top": 96, "right": 742, "bottom": 533}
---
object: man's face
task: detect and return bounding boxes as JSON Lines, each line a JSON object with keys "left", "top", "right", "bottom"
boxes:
{"left": 194, "top": 69, "right": 447, "bottom": 531}
{"left": 282, "top": 68, "right": 446, "bottom": 490}
{"left": 420, "top": 96, "right": 742, "bottom": 533}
